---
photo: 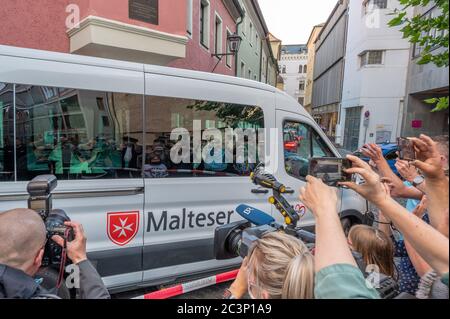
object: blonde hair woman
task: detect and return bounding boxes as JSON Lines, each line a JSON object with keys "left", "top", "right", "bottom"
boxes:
{"left": 226, "top": 231, "right": 315, "bottom": 299}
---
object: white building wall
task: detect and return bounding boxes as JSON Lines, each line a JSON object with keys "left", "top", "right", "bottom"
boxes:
{"left": 279, "top": 52, "right": 308, "bottom": 104}
{"left": 338, "top": 0, "right": 413, "bottom": 149}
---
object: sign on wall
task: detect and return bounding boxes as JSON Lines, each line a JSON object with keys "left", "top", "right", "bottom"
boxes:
{"left": 412, "top": 120, "right": 423, "bottom": 129}
{"left": 129, "top": 0, "right": 159, "bottom": 25}
{"left": 375, "top": 124, "right": 392, "bottom": 144}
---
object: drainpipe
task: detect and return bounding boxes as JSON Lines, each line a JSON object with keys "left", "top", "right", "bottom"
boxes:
{"left": 234, "top": 7, "right": 245, "bottom": 77}
{"left": 259, "top": 37, "right": 263, "bottom": 82}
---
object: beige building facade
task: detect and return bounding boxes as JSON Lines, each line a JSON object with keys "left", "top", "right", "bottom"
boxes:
{"left": 304, "top": 24, "right": 324, "bottom": 114}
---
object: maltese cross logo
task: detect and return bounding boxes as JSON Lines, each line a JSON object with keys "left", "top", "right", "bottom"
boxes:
{"left": 107, "top": 212, "right": 139, "bottom": 246}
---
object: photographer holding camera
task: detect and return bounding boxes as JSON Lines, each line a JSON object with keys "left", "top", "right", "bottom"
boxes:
{"left": 0, "top": 208, "right": 110, "bottom": 299}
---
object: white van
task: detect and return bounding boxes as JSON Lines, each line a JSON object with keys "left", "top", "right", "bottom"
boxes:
{"left": 0, "top": 45, "right": 369, "bottom": 293}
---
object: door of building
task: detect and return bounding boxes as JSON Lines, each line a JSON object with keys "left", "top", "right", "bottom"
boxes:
{"left": 344, "top": 106, "right": 363, "bottom": 151}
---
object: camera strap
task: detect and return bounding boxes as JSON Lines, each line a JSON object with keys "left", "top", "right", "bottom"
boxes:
{"left": 56, "top": 228, "right": 70, "bottom": 289}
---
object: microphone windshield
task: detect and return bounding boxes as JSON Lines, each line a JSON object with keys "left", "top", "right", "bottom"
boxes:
{"left": 235, "top": 204, "right": 275, "bottom": 226}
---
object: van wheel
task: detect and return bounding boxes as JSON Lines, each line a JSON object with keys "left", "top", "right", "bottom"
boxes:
{"left": 36, "top": 267, "right": 71, "bottom": 299}
{"left": 341, "top": 217, "right": 356, "bottom": 236}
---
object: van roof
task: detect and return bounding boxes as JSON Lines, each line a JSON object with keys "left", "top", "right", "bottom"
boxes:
{"left": 0, "top": 45, "right": 276, "bottom": 93}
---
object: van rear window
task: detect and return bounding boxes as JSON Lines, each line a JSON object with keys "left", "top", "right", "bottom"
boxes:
{"left": 1, "top": 83, "right": 143, "bottom": 181}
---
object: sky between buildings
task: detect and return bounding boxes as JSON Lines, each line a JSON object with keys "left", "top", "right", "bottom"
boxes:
{"left": 258, "top": 0, "right": 338, "bottom": 44}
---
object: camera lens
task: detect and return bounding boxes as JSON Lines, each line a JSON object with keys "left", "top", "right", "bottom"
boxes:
{"left": 226, "top": 228, "right": 243, "bottom": 257}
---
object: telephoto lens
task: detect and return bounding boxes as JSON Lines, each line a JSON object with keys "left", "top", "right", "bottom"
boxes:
{"left": 214, "top": 220, "right": 275, "bottom": 260}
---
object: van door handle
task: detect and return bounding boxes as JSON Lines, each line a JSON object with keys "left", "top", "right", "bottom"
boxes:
{"left": 251, "top": 188, "right": 269, "bottom": 194}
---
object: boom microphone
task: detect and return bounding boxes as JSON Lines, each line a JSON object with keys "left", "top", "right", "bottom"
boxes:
{"left": 236, "top": 204, "right": 275, "bottom": 226}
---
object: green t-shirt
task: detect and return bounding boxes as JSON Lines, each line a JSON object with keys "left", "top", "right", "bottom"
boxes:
{"left": 315, "top": 264, "right": 380, "bottom": 299}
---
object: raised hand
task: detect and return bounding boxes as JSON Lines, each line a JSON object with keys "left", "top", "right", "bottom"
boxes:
{"left": 339, "top": 155, "right": 389, "bottom": 206}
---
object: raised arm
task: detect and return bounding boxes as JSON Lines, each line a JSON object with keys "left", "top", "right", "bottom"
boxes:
{"left": 300, "top": 176, "right": 379, "bottom": 299}
{"left": 410, "top": 135, "right": 449, "bottom": 238}
{"left": 340, "top": 155, "right": 449, "bottom": 276}
{"left": 403, "top": 197, "right": 433, "bottom": 277}
{"left": 299, "top": 176, "right": 356, "bottom": 271}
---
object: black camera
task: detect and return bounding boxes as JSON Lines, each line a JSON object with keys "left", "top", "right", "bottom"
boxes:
{"left": 214, "top": 221, "right": 316, "bottom": 260}
{"left": 27, "top": 175, "right": 73, "bottom": 267}
{"left": 214, "top": 166, "right": 316, "bottom": 260}
{"left": 214, "top": 221, "right": 276, "bottom": 259}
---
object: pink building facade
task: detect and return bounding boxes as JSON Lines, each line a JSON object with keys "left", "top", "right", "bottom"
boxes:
{"left": 0, "top": 0, "right": 242, "bottom": 75}
{"left": 169, "top": 0, "right": 242, "bottom": 75}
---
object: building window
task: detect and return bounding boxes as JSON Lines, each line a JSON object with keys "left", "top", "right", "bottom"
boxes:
{"left": 249, "top": 22, "right": 253, "bottom": 46}
{"left": 298, "top": 97, "right": 304, "bottom": 105}
{"left": 299, "top": 65, "right": 302, "bottom": 73}
{"left": 282, "top": 66, "right": 286, "bottom": 74}
{"left": 240, "top": 61, "right": 245, "bottom": 77}
{"left": 262, "top": 57, "right": 266, "bottom": 77}
{"left": 248, "top": 69, "right": 252, "bottom": 79}
{"left": 360, "top": 50, "right": 384, "bottom": 67}
{"left": 303, "top": 65, "right": 308, "bottom": 73}
{"left": 226, "top": 28, "right": 232, "bottom": 67}
{"left": 364, "top": 0, "right": 387, "bottom": 14}
{"left": 299, "top": 81, "right": 305, "bottom": 91}
{"left": 200, "top": 0, "right": 210, "bottom": 49}
{"left": 214, "top": 13, "right": 223, "bottom": 55}
{"left": 242, "top": 8, "right": 247, "bottom": 36}
{"left": 186, "top": 0, "right": 193, "bottom": 36}
{"left": 255, "top": 34, "right": 259, "bottom": 54}
{"left": 413, "top": 6, "right": 448, "bottom": 58}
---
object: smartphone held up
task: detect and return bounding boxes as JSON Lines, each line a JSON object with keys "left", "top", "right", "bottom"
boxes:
{"left": 397, "top": 137, "right": 416, "bottom": 161}
{"left": 308, "top": 157, "right": 354, "bottom": 187}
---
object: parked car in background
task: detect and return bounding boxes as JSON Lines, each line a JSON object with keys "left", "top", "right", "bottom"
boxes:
{"left": 354, "top": 143, "right": 399, "bottom": 176}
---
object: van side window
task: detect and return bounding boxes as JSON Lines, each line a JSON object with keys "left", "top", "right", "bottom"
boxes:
{"left": 144, "top": 96, "right": 264, "bottom": 178}
{"left": 283, "top": 121, "right": 334, "bottom": 179}
{"left": 10, "top": 85, "right": 143, "bottom": 181}
{"left": 0, "top": 83, "right": 14, "bottom": 181}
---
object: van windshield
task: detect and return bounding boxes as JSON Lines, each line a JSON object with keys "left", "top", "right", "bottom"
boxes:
{"left": 283, "top": 120, "right": 334, "bottom": 179}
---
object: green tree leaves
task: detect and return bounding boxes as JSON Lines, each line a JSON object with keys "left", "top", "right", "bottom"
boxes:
{"left": 425, "top": 97, "right": 450, "bottom": 112}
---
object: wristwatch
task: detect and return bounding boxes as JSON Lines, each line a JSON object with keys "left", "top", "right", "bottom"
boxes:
{"left": 412, "top": 175, "right": 425, "bottom": 188}
{"left": 223, "top": 288, "right": 237, "bottom": 299}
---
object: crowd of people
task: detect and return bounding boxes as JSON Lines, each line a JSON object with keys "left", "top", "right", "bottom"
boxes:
{"left": 226, "top": 134, "right": 449, "bottom": 299}
{"left": 0, "top": 134, "right": 448, "bottom": 300}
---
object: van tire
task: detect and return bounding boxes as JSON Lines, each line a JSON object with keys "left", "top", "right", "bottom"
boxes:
{"left": 36, "top": 267, "right": 71, "bottom": 299}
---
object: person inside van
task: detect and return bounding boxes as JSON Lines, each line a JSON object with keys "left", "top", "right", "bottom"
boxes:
{"left": 144, "top": 154, "right": 168, "bottom": 178}
{"left": 225, "top": 232, "right": 315, "bottom": 299}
